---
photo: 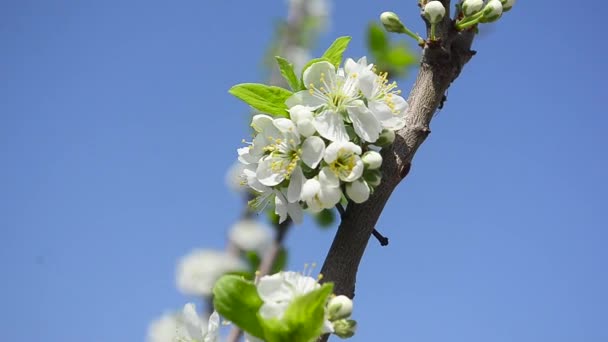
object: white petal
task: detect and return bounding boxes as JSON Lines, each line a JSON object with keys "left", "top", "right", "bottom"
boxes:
{"left": 313, "top": 110, "right": 349, "bottom": 142}
{"left": 296, "top": 119, "right": 316, "bottom": 137}
{"left": 369, "top": 100, "right": 406, "bottom": 130}
{"left": 203, "top": 312, "right": 220, "bottom": 342}
{"left": 287, "top": 200, "right": 303, "bottom": 224}
{"left": 319, "top": 166, "right": 340, "bottom": 188}
{"left": 273, "top": 118, "right": 298, "bottom": 134}
{"left": 257, "top": 156, "right": 285, "bottom": 186}
{"left": 303, "top": 61, "right": 336, "bottom": 90}
{"left": 275, "top": 191, "right": 288, "bottom": 223}
{"left": 301, "top": 136, "right": 325, "bottom": 168}
{"left": 318, "top": 185, "right": 342, "bottom": 209}
{"left": 288, "top": 105, "right": 314, "bottom": 122}
{"left": 286, "top": 91, "right": 325, "bottom": 108}
{"left": 343, "top": 158, "right": 364, "bottom": 182}
{"left": 323, "top": 141, "right": 341, "bottom": 164}
{"left": 287, "top": 166, "right": 304, "bottom": 203}
{"left": 301, "top": 178, "right": 321, "bottom": 202}
{"left": 257, "top": 273, "right": 291, "bottom": 302}
{"left": 358, "top": 70, "right": 377, "bottom": 99}
{"left": 251, "top": 114, "right": 274, "bottom": 133}
{"left": 259, "top": 302, "right": 289, "bottom": 320}
{"left": 348, "top": 102, "right": 382, "bottom": 143}
{"left": 346, "top": 179, "right": 370, "bottom": 203}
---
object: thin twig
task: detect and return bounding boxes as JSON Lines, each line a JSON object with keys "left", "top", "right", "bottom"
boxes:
{"left": 336, "top": 203, "right": 389, "bottom": 246}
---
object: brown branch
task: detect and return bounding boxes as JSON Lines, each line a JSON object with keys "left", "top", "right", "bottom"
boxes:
{"left": 318, "top": 1, "right": 477, "bottom": 340}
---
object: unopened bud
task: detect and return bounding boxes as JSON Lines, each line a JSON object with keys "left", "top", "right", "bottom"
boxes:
{"left": 461, "top": 0, "right": 484, "bottom": 16}
{"left": 346, "top": 180, "right": 370, "bottom": 204}
{"left": 362, "top": 151, "right": 382, "bottom": 170}
{"left": 363, "top": 169, "right": 382, "bottom": 187}
{"left": 423, "top": 1, "right": 446, "bottom": 24}
{"left": 480, "top": 0, "right": 503, "bottom": 22}
{"left": 328, "top": 295, "right": 354, "bottom": 321}
{"left": 375, "top": 129, "right": 395, "bottom": 147}
{"left": 500, "top": 0, "right": 515, "bottom": 12}
{"left": 332, "top": 319, "right": 357, "bottom": 339}
{"left": 380, "top": 12, "right": 407, "bottom": 33}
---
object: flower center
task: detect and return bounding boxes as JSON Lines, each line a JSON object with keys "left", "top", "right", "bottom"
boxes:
{"left": 329, "top": 149, "right": 357, "bottom": 179}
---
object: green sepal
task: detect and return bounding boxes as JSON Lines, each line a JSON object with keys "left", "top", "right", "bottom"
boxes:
{"left": 213, "top": 275, "right": 266, "bottom": 339}
{"left": 229, "top": 83, "right": 292, "bottom": 117}
{"left": 275, "top": 56, "right": 302, "bottom": 92}
{"left": 260, "top": 283, "right": 334, "bottom": 342}
{"left": 321, "top": 36, "right": 352, "bottom": 68}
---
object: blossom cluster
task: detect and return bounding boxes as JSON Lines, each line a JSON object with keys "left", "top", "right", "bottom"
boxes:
{"left": 238, "top": 57, "right": 407, "bottom": 223}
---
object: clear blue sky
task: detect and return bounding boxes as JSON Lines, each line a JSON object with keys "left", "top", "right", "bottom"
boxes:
{"left": 1, "top": 1, "right": 607, "bottom": 341}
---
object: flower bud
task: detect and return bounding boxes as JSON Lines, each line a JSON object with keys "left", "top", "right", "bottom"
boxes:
{"left": 362, "top": 151, "right": 382, "bottom": 170}
{"left": 375, "top": 129, "right": 395, "bottom": 147}
{"left": 363, "top": 169, "right": 382, "bottom": 187}
{"left": 423, "top": 1, "right": 446, "bottom": 24}
{"left": 328, "top": 295, "right": 354, "bottom": 321}
{"left": 461, "top": 0, "right": 484, "bottom": 16}
{"left": 346, "top": 180, "right": 370, "bottom": 203}
{"left": 380, "top": 12, "right": 407, "bottom": 33}
{"left": 500, "top": 0, "right": 515, "bottom": 12}
{"left": 332, "top": 319, "right": 357, "bottom": 339}
{"left": 480, "top": 0, "right": 503, "bottom": 22}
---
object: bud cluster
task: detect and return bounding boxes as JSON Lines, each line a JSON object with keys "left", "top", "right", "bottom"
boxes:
{"left": 457, "top": 0, "right": 515, "bottom": 29}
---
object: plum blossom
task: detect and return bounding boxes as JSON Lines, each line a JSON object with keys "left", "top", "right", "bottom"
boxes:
{"left": 176, "top": 250, "right": 247, "bottom": 296}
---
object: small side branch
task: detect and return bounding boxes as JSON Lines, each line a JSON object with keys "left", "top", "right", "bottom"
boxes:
{"left": 336, "top": 203, "right": 389, "bottom": 247}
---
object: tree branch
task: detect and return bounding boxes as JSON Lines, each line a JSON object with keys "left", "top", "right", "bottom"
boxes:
{"left": 318, "top": 3, "right": 477, "bottom": 339}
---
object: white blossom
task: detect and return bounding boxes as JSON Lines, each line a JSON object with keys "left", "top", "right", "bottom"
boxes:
{"left": 461, "top": 0, "right": 484, "bottom": 17}
{"left": 345, "top": 179, "right": 370, "bottom": 203}
{"left": 287, "top": 61, "right": 382, "bottom": 143}
{"left": 423, "top": 1, "right": 446, "bottom": 24}
{"left": 256, "top": 271, "right": 334, "bottom": 333}
{"left": 323, "top": 141, "right": 364, "bottom": 182}
{"left": 361, "top": 151, "right": 382, "bottom": 170}
{"left": 346, "top": 57, "right": 408, "bottom": 131}
{"left": 176, "top": 250, "right": 247, "bottom": 296}
{"left": 482, "top": 0, "right": 503, "bottom": 22}
{"left": 147, "top": 304, "right": 219, "bottom": 342}
{"left": 327, "top": 295, "right": 354, "bottom": 321}
{"left": 301, "top": 167, "right": 342, "bottom": 213}
{"left": 229, "top": 219, "right": 272, "bottom": 254}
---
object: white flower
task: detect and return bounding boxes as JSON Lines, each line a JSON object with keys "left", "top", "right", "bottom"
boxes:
{"left": 288, "top": 105, "right": 317, "bottom": 137}
{"left": 346, "top": 57, "right": 408, "bottom": 131}
{"left": 423, "top": 1, "right": 446, "bottom": 24}
{"left": 482, "top": 0, "right": 503, "bottom": 22}
{"left": 361, "top": 151, "right": 382, "bottom": 170}
{"left": 256, "top": 271, "right": 334, "bottom": 333}
{"left": 229, "top": 219, "right": 272, "bottom": 254}
{"left": 225, "top": 161, "right": 246, "bottom": 192}
{"left": 345, "top": 179, "right": 370, "bottom": 203}
{"left": 327, "top": 295, "right": 354, "bottom": 321}
{"left": 461, "top": 0, "right": 484, "bottom": 16}
{"left": 286, "top": 61, "right": 381, "bottom": 143}
{"left": 147, "top": 304, "right": 219, "bottom": 342}
{"left": 301, "top": 167, "right": 342, "bottom": 213}
{"left": 176, "top": 250, "right": 247, "bottom": 296}
{"left": 255, "top": 118, "right": 324, "bottom": 191}
{"left": 324, "top": 141, "right": 364, "bottom": 182}
{"left": 244, "top": 172, "right": 304, "bottom": 224}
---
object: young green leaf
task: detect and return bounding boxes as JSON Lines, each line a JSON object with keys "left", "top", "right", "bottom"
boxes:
{"left": 213, "top": 275, "right": 266, "bottom": 339}
{"left": 275, "top": 56, "right": 301, "bottom": 91}
{"left": 229, "top": 83, "right": 292, "bottom": 117}
{"left": 321, "top": 36, "right": 352, "bottom": 68}
{"left": 281, "top": 282, "right": 334, "bottom": 342}
{"left": 367, "top": 23, "right": 389, "bottom": 55}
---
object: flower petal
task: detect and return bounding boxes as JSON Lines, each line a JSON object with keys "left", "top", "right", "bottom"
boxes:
{"left": 303, "top": 61, "right": 336, "bottom": 91}
{"left": 257, "top": 156, "right": 286, "bottom": 186}
{"left": 347, "top": 102, "right": 382, "bottom": 143}
{"left": 369, "top": 100, "right": 406, "bottom": 130}
{"left": 314, "top": 110, "right": 348, "bottom": 142}
{"left": 287, "top": 166, "right": 304, "bottom": 203}
{"left": 251, "top": 114, "right": 274, "bottom": 133}
{"left": 344, "top": 158, "right": 364, "bottom": 182}
{"left": 301, "top": 136, "right": 325, "bottom": 168}
{"left": 286, "top": 91, "right": 325, "bottom": 108}
{"left": 346, "top": 179, "right": 370, "bottom": 203}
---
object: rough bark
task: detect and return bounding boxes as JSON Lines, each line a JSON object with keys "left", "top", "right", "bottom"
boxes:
{"left": 319, "top": 2, "right": 476, "bottom": 339}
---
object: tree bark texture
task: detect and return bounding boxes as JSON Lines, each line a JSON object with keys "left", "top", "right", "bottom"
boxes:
{"left": 319, "top": 2, "right": 477, "bottom": 337}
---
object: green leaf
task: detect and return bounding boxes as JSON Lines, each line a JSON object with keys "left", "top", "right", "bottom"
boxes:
{"left": 213, "top": 275, "right": 266, "bottom": 339}
{"left": 367, "top": 23, "right": 388, "bottom": 55}
{"left": 260, "top": 283, "right": 334, "bottom": 342}
{"left": 321, "top": 36, "right": 352, "bottom": 68}
{"left": 283, "top": 283, "right": 334, "bottom": 341}
{"left": 246, "top": 251, "right": 262, "bottom": 272}
{"left": 275, "top": 56, "right": 301, "bottom": 91}
{"left": 314, "top": 209, "right": 335, "bottom": 228}
{"left": 229, "top": 83, "right": 292, "bottom": 117}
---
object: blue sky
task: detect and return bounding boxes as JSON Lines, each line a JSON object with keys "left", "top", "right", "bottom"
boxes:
{"left": 1, "top": 1, "right": 607, "bottom": 341}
